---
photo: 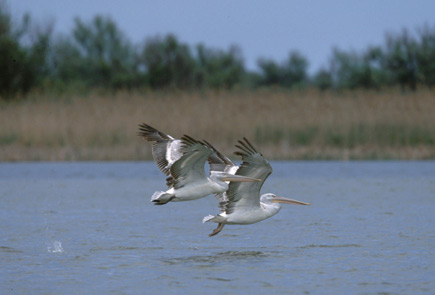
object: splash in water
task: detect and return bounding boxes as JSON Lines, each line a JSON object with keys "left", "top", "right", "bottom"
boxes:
{"left": 47, "top": 241, "right": 64, "bottom": 253}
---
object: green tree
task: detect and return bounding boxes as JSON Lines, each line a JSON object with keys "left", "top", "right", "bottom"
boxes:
{"left": 257, "top": 58, "right": 281, "bottom": 86}
{"left": 50, "top": 36, "right": 85, "bottom": 89}
{"left": 140, "top": 34, "right": 195, "bottom": 89}
{"left": 26, "top": 22, "right": 54, "bottom": 88}
{"left": 329, "top": 48, "right": 360, "bottom": 89}
{"left": 257, "top": 51, "right": 308, "bottom": 88}
{"left": 0, "top": 4, "right": 47, "bottom": 98}
{"left": 58, "top": 15, "right": 138, "bottom": 89}
{"left": 313, "top": 68, "right": 333, "bottom": 90}
{"left": 383, "top": 29, "right": 419, "bottom": 90}
{"left": 195, "top": 44, "right": 245, "bottom": 88}
{"left": 361, "top": 46, "right": 389, "bottom": 88}
{"left": 281, "top": 51, "right": 308, "bottom": 88}
{"left": 327, "top": 47, "right": 387, "bottom": 90}
{"left": 416, "top": 25, "right": 435, "bottom": 87}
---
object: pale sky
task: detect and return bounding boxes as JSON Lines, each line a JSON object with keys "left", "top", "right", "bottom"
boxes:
{"left": 7, "top": 0, "right": 435, "bottom": 73}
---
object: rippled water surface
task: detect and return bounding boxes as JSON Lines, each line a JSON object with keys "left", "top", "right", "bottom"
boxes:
{"left": 1, "top": 162, "right": 434, "bottom": 294}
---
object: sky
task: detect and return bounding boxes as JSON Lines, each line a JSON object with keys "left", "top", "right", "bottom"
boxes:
{"left": 7, "top": 0, "right": 435, "bottom": 73}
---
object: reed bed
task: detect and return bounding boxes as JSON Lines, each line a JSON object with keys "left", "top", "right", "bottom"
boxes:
{"left": 1, "top": 89, "right": 434, "bottom": 161}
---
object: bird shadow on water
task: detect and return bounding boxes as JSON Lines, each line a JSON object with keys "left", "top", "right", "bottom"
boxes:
{"left": 161, "top": 250, "right": 267, "bottom": 267}
{"left": 297, "top": 243, "right": 362, "bottom": 249}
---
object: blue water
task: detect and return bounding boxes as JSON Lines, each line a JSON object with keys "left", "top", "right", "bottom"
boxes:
{"left": 1, "top": 162, "right": 434, "bottom": 294}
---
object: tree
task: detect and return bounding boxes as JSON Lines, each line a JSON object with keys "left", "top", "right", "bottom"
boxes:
{"left": 327, "top": 47, "right": 388, "bottom": 90}
{"left": 383, "top": 29, "right": 419, "bottom": 90}
{"left": 281, "top": 51, "right": 309, "bottom": 88}
{"left": 361, "top": 46, "right": 389, "bottom": 89}
{"left": 140, "top": 34, "right": 195, "bottom": 89}
{"left": 195, "top": 44, "right": 245, "bottom": 88}
{"left": 56, "top": 15, "right": 138, "bottom": 89}
{"left": 0, "top": 4, "right": 40, "bottom": 98}
{"left": 416, "top": 25, "right": 435, "bottom": 87}
{"left": 257, "top": 51, "right": 308, "bottom": 88}
{"left": 313, "top": 68, "right": 333, "bottom": 90}
{"left": 257, "top": 58, "right": 281, "bottom": 86}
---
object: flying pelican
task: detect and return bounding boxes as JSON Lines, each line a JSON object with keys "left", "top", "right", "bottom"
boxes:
{"left": 138, "top": 124, "right": 260, "bottom": 205}
{"left": 203, "top": 138, "right": 310, "bottom": 236}
{"left": 139, "top": 124, "right": 237, "bottom": 179}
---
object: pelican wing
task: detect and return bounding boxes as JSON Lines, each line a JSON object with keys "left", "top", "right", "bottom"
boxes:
{"left": 170, "top": 135, "right": 212, "bottom": 189}
{"left": 138, "top": 123, "right": 182, "bottom": 176}
{"left": 213, "top": 192, "right": 229, "bottom": 213}
{"left": 203, "top": 140, "right": 238, "bottom": 213}
{"left": 225, "top": 138, "right": 272, "bottom": 215}
{"left": 203, "top": 140, "right": 237, "bottom": 174}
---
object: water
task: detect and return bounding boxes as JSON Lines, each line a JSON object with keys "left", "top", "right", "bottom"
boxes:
{"left": 1, "top": 161, "right": 434, "bottom": 294}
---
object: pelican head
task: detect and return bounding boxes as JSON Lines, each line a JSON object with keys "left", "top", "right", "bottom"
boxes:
{"left": 261, "top": 193, "right": 310, "bottom": 206}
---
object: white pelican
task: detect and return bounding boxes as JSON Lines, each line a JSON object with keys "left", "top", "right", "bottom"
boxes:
{"left": 138, "top": 124, "right": 260, "bottom": 205}
{"left": 203, "top": 138, "right": 310, "bottom": 236}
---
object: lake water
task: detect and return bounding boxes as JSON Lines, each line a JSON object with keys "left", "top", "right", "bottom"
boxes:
{"left": 0, "top": 161, "right": 434, "bottom": 294}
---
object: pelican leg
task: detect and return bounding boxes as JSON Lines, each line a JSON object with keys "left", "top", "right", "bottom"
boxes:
{"left": 209, "top": 223, "right": 225, "bottom": 237}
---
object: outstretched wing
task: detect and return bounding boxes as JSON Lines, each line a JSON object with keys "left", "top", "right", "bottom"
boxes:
{"left": 170, "top": 135, "right": 212, "bottom": 189}
{"left": 225, "top": 138, "right": 272, "bottom": 215}
{"left": 138, "top": 123, "right": 182, "bottom": 176}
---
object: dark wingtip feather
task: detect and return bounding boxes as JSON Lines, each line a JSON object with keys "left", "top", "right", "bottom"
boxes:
{"left": 242, "top": 137, "right": 257, "bottom": 153}
{"left": 138, "top": 123, "right": 156, "bottom": 137}
{"left": 202, "top": 139, "right": 217, "bottom": 152}
{"left": 138, "top": 123, "right": 173, "bottom": 142}
{"left": 181, "top": 134, "right": 207, "bottom": 147}
{"left": 234, "top": 138, "right": 262, "bottom": 158}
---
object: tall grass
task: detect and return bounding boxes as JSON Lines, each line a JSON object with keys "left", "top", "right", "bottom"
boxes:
{"left": 1, "top": 89, "right": 434, "bottom": 161}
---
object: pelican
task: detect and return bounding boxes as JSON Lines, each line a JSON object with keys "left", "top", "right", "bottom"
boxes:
{"left": 139, "top": 124, "right": 236, "bottom": 179}
{"left": 203, "top": 138, "right": 310, "bottom": 236}
{"left": 138, "top": 124, "right": 260, "bottom": 205}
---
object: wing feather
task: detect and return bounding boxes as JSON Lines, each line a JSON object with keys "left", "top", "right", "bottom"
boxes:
{"left": 225, "top": 138, "right": 272, "bottom": 215}
{"left": 170, "top": 135, "right": 212, "bottom": 189}
{"left": 203, "top": 140, "right": 238, "bottom": 213}
{"left": 138, "top": 123, "right": 182, "bottom": 176}
{"left": 203, "top": 140, "right": 237, "bottom": 174}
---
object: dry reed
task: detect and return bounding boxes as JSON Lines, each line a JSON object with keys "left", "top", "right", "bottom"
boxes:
{"left": 1, "top": 89, "right": 434, "bottom": 161}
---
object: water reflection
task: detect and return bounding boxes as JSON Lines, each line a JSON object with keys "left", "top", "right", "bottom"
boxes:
{"left": 0, "top": 246, "right": 24, "bottom": 253}
{"left": 162, "top": 250, "right": 267, "bottom": 266}
{"left": 298, "top": 244, "right": 361, "bottom": 249}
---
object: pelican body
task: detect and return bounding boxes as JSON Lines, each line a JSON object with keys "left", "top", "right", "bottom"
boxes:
{"left": 203, "top": 138, "right": 310, "bottom": 236}
{"left": 138, "top": 124, "right": 259, "bottom": 205}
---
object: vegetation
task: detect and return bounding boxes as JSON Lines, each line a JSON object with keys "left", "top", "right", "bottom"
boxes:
{"left": 1, "top": 4, "right": 435, "bottom": 99}
{"left": 1, "top": 5, "right": 434, "bottom": 161}
{"left": 1, "top": 89, "right": 434, "bottom": 161}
